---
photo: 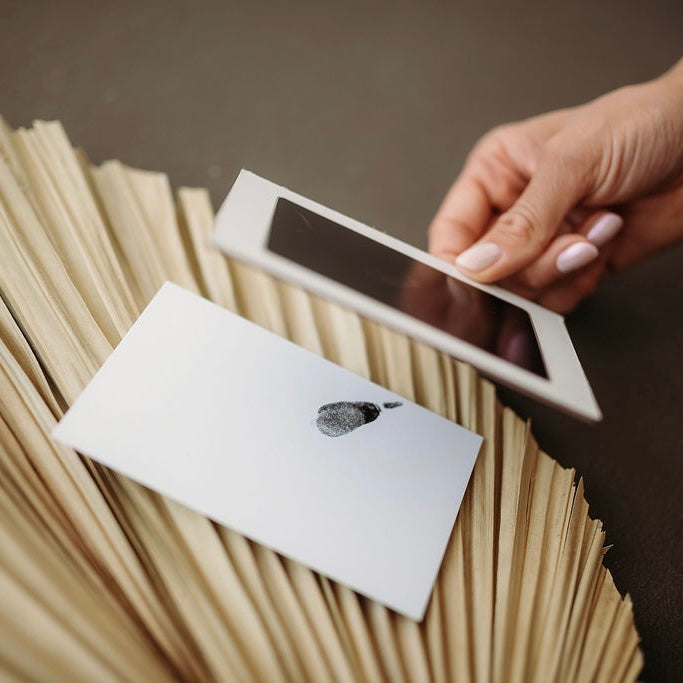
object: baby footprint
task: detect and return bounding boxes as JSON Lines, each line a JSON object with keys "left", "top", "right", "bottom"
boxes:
{"left": 316, "top": 401, "right": 402, "bottom": 437}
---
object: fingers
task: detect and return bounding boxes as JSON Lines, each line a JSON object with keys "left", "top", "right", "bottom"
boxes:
{"left": 429, "top": 127, "right": 529, "bottom": 261}
{"left": 454, "top": 152, "right": 589, "bottom": 282}
{"left": 510, "top": 210, "right": 622, "bottom": 291}
{"left": 428, "top": 174, "right": 493, "bottom": 260}
{"left": 513, "top": 235, "right": 599, "bottom": 289}
{"left": 537, "top": 258, "right": 608, "bottom": 313}
{"left": 502, "top": 256, "right": 607, "bottom": 314}
{"left": 491, "top": 210, "right": 621, "bottom": 313}
{"left": 609, "top": 184, "right": 683, "bottom": 271}
{"left": 583, "top": 212, "right": 624, "bottom": 246}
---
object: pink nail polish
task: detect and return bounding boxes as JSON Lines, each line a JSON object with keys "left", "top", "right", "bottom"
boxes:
{"left": 586, "top": 213, "right": 623, "bottom": 247}
{"left": 455, "top": 243, "right": 502, "bottom": 271}
{"left": 556, "top": 242, "right": 599, "bottom": 273}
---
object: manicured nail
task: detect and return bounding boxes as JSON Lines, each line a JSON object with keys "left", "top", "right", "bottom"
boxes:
{"left": 455, "top": 243, "right": 502, "bottom": 271}
{"left": 586, "top": 213, "right": 623, "bottom": 247}
{"left": 556, "top": 242, "right": 599, "bottom": 273}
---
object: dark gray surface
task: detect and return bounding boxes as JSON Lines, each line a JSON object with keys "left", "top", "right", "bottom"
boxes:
{"left": 2, "top": 1, "right": 681, "bottom": 679}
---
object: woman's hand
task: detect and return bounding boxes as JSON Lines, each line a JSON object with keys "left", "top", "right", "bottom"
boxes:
{"left": 429, "top": 59, "right": 683, "bottom": 313}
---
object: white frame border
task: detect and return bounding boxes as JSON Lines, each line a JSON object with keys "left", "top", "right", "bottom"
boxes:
{"left": 212, "top": 170, "right": 601, "bottom": 422}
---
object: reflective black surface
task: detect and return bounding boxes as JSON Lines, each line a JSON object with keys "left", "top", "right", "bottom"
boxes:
{"left": 268, "top": 197, "right": 547, "bottom": 377}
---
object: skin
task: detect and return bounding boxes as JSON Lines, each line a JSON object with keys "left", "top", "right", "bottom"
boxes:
{"left": 429, "top": 58, "right": 683, "bottom": 313}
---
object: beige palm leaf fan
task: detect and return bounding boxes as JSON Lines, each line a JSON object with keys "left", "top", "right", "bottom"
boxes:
{"left": 0, "top": 118, "right": 642, "bottom": 682}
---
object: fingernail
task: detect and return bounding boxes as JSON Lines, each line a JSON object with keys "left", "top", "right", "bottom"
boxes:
{"left": 455, "top": 243, "right": 502, "bottom": 271}
{"left": 586, "top": 212, "right": 623, "bottom": 247}
{"left": 556, "top": 242, "right": 599, "bottom": 273}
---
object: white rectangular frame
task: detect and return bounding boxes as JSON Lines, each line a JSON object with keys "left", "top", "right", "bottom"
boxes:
{"left": 212, "top": 170, "right": 601, "bottom": 421}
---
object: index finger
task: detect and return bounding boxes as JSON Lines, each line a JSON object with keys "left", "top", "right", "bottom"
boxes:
{"left": 428, "top": 174, "right": 493, "bottom": 261}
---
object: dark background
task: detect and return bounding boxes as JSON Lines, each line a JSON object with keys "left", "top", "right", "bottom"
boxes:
{"left": 1, "top": 1, "right": 681, "bottom": 679}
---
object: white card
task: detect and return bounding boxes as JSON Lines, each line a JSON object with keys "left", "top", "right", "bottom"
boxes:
{"left": 52, "top": 282, "right": 482, "bottom": 620}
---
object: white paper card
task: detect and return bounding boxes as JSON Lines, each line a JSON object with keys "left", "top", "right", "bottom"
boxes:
{"left": 52, "top": 282, "right": 482, "bottom": 620}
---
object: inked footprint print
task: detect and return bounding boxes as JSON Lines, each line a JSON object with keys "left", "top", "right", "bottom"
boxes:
{"left": 316, "top": 401, "right": 403, "bottom": 437}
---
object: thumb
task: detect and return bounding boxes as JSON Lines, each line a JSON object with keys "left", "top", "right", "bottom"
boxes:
{"left": 454, "top": 154, "right": 588, "bottom": 282}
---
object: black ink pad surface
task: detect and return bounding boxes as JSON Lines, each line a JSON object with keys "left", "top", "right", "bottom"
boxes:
{"left": 268, "top": 196, "right": 547, "bottom": 378}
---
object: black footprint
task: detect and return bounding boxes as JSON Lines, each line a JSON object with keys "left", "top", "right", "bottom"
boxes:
{"left": 316, "top": 401, "right": 402, "bottom": 437}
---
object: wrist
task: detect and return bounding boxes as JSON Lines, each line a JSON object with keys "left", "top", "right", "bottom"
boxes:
{"left": 647, "top": 63, "right": 683, "bottom": 184}
{"left": 661, "top": 56, "right": 683, "bottom": 85}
